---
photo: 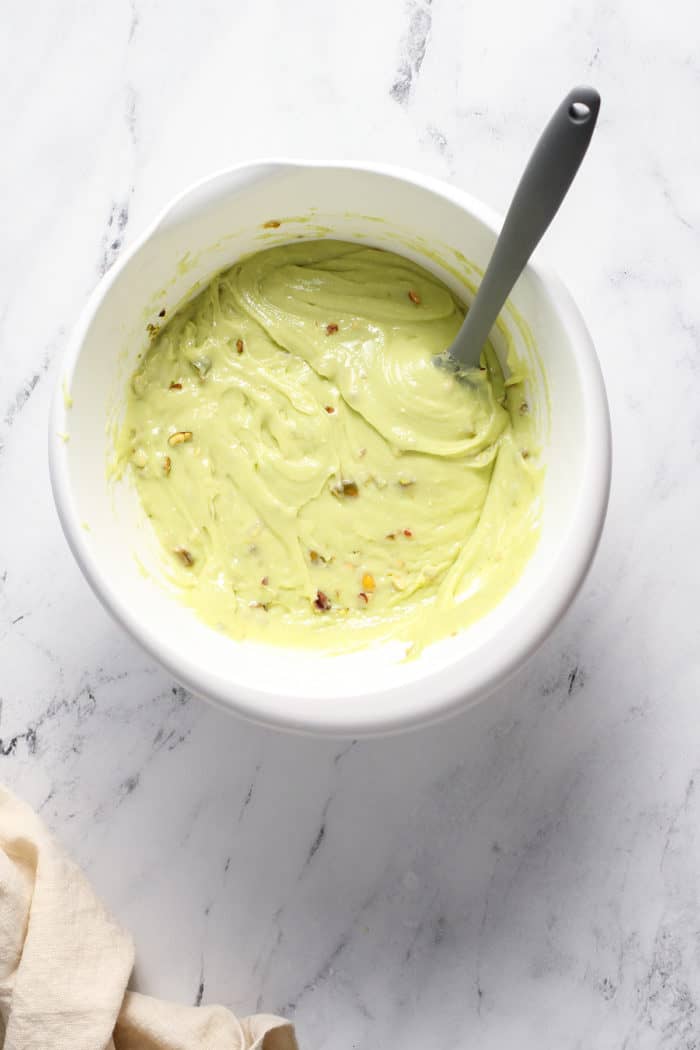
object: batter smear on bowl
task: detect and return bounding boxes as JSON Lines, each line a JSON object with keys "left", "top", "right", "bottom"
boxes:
{"left": 114, "top": 240, "right": 542, "bottom": 653}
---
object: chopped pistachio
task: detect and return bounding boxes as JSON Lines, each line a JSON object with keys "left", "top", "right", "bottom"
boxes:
{"left": 314, "top": 590, "right": 331, "bottom": 611}
{"left": 168, "top": 431, "right": 193, "bottom": 446}
{"left": 333, "top": 480, "right": 359, "bottom": 498}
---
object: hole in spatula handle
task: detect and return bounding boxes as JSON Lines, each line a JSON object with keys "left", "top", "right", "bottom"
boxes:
{"left": 568, "top": 100, "right": 592, "bottom": 123}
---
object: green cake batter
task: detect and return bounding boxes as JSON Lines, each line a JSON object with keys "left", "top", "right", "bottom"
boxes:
{"left": 114, "top": 240, "right": 542, "bottom": 654}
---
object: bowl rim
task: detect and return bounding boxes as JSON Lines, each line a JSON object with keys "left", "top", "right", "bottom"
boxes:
{"left": 49, "top": 159, "right": 612, "bottom": 737}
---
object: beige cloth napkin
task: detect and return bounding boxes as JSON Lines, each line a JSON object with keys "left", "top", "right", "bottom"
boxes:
{"left": 0, "top": 786, "right": 298, "bottom": 1050}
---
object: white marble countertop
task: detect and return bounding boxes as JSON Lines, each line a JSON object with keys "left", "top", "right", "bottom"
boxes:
{"left": 2, "top": 1, "right": 700, "bottom": 1045}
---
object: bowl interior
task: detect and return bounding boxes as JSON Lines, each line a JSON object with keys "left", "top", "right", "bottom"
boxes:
{"left": 52, "top": 163, "right": 606, "bottom": 733}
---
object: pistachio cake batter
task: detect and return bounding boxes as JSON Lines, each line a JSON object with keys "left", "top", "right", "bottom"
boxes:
{"left": 115, "top": 240, "right": 542, "bottom": 653}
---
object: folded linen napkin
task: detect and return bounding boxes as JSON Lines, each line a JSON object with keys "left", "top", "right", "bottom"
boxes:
{"left": 0, "top": 786, "right": 297, "bottom": 1050}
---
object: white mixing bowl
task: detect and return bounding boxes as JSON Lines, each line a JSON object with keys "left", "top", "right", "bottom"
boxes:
{"left": 49, "top": 162, "right": 611, "bottom": 736}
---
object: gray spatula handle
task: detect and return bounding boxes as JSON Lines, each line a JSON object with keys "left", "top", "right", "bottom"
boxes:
{"left": 450, "top": 86, "right": 600, "bottom": 369}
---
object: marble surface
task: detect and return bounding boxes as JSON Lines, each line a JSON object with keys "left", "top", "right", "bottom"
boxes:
{"left": 2, "top": 0, "right": 700, "bottom": 1045}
